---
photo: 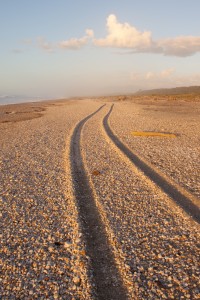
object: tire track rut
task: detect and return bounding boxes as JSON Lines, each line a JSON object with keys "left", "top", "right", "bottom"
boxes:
{"left": 70, "top": 105, "right": 129, "bottom": 300}
{"left": 82, "top": 103, "right": 200, "bottom": 299}
{"left": 103, "top": 104, "right": 200, "bottom": 224}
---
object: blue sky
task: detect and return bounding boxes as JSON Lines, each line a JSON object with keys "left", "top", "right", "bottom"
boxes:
{"left": 1, "top": 0, "right": 200, "bottom": 99}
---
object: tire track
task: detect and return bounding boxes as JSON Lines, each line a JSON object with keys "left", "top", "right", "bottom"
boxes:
{"left": 70, "top": 105, "right": 129, "bottom": 300}
{"left": 103, "top": 104, "right": 200, "bottom": 224}
{"left": 81, "top": 103, "right": 200, "bottom": 299}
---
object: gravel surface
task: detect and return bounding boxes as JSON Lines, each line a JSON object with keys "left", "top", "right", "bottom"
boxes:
{"left": 0, "top": 100, "right": 99, "bottom": 299}
{"left": 82, "top": 104, "right": 200, "bottom": 299}
{"left": 0, "top": 99, "right": 199, "bottom": 299}
{"left": 109, "top": 100, "right": 200, "bottom": 199}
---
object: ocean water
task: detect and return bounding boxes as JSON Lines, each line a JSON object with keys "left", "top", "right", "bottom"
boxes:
{"left": 0, "top": 96, "right": 45, "bottom": 106}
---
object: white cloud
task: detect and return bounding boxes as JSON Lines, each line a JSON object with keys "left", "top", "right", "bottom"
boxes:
{"left": 94, "top": 14, "right": 153, "bottom": 49}
{"left": 93, "top": 14, "right": 200, "bottom": 57}
{"left": 59, "top": 37, "right": 87, "bottom": 49}
{"left": 58, "top": 29, "right": 93, "bottom": 49}
{"left": 33, "top": 14, "right": 200, "bottom": 56}
{"left": 158, "top": 36, "right": 200, "bottom": 57}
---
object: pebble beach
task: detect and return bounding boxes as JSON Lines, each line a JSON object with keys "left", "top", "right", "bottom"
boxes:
{"left": 0, "top": 97, "right": 199, "bottom": 299}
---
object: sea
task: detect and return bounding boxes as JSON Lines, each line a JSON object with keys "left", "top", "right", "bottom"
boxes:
{"left": 0, "top": 95, "right": 48, "bottom": 106}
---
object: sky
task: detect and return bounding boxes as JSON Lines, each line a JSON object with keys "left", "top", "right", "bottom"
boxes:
{"left": 1, "top": 0, "right": 200, "bottom": 99}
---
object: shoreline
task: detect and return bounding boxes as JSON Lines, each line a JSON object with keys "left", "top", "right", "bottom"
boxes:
{"left": 0, "top": 98, "right": 73, "bottom": 123}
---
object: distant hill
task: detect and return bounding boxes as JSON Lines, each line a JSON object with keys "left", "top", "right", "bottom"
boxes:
{"left": 135, "top": 86, "right": 200, "bottom": 95}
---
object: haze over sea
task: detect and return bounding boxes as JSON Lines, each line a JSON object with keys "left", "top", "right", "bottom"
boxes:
{"left": 0, "top": 95, "right": 53, "bottom": 106}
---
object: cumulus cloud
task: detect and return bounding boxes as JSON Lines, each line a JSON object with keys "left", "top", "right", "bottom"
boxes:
{"left": 94, "top": 14, "right": 153, "bottom": 50}
{"left": 158, "top": 36, "right": 200, "bottom": 57}
{"left": 33, "top": 14, "right": 200, "bottom": 56}
{"left": 58, "top": 29, "right": 93, "bottom": 49}
{"left": 93, "top": 14, "right": 200, "bottom": 57}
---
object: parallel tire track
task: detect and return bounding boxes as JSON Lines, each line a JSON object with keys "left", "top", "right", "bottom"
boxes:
{"left": 103, "top": 104, "right": 200, "bottom": 224}
{"left": 70, "top": 105, "right": 129, "bottom": 300}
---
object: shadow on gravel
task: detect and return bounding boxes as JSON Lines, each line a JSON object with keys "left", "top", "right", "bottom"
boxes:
{"left": 103, "top": 104, "right": 200, "bottom": 225}
{"left": 70, "top": 105, "right": 129, "bottom": 300}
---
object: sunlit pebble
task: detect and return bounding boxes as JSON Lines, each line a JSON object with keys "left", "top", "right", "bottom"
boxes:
{"left": 64, "top": 241, "right": 72, "bottom": 248}
{"left": 73, "top": 277, "right": 81, "bottom": 285}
